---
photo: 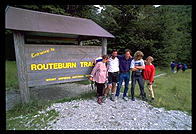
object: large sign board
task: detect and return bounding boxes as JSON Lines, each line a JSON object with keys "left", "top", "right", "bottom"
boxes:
{"left": 25, "top": 44, "right": 102, "bottom": 87}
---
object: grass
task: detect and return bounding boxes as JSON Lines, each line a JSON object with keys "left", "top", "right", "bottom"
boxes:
{"left": 6, "top": 60, "right": 192, "bottom": 129}
{"left": 125, "top": 67, "right": 192, "bottom": 115}
{"left": 6, "top": 96, "right": 58, "bottom": 130}
{"left": 6, "top": 60, "right": 19, "bottom": 91}
{"left": 6, "top": 90, "right": 97, "bottom": 130}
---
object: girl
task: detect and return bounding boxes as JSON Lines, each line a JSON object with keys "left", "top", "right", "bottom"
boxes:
{"left": 142, "top": 56, "right": 155, "bottom": 103}
{"left": 89, "top": 55, "right": 109, "bottom": 104}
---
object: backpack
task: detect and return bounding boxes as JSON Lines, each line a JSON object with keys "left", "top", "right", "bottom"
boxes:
{"left": 183, "top": 64, "right": 188, "bottom": 70}
{"left": 171, "top": 63, "right": 176, "bottom": 68}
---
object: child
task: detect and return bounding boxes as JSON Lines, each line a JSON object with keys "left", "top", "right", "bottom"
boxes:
{"left": 130, "top": 51, "right": 147, "bottom": 101}
{"left": 90, "top": 55, "right": 109, "bottom": 104}
{"left": 142, "top": 56, "right": 156, "bottom": 103}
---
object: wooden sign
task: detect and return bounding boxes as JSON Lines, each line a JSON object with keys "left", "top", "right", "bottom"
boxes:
{"left": 25, "top": 44, "right": 102, "bottom": 87}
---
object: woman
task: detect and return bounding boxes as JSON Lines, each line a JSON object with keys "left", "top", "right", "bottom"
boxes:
{"left": 89, "top": 55, "right": 109, "bottom": 104}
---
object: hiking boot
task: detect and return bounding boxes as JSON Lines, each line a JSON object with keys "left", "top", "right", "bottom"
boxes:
{"left": 115, "top": 95, "right": 120, "bottom": 100}
{"left": 102, "top": 96, "right": 106, "bottom": 103}
{"left": 150, "top": 98, "right": 154, "bottom": 103}
{"left": 142, "top": 96, "right": 148, "bottom": 101}
{"left": 111, "top": 94, "right": 116, "bottom": 101}
{"left": 123, "top": 96, "right": 129, "bottom": 101}
{"left": 131, "top": 97, "right": 135, "bottom": 101}
{"left": 142, "top": 93, "right": 147, "bottom": 101}
{"left": 97, "top": 97, "right": 102, "bottom": 104}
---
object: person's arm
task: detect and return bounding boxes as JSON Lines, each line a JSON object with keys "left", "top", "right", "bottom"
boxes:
{"left": 149, "top": 66, "right": 155, "bottom": 84}
{"left": 135, "top": 59, "right": 145, "bottom": 70}
{"left": 90, "top": 63, "right": 100, "bottom": 81}
{"left": 135, "top": 66, "right": 145, "bottom": 70}
{"left": 130, "top": 60, "right": 137, "bottom": 71}
{"left": 117, "top": 55, "right": 122, "bottom": 59}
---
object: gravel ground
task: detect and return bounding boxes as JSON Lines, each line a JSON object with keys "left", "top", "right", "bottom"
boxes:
{"left": 45, "top": 95, "right": 192, "bottom": 130}
{"left": 6, "top": 83, "right": 93, "bottom": 111}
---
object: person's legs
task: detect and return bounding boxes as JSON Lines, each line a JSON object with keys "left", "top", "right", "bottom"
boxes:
{"left": 171, "top": 67, "right": 174, "bottom": 73}
{"left": 123, "top": 72, "right": 130, "bottom": 98}
{"left": 96, "top": 83, "right": 105, "bottom": 97}
{"left": 104, "top": 84, "right": 112, "bottom": 96}
{"left": 116, "top": 73, "right": 123, "bottom": 97}
{"left": 110, "top": 83, "right": 117, "bottom": 101}
{"left": 131, "top": 74, "right": 136, "bottom": 100}
{"left": 148, "top": 84, "right": 154, "bottom": 98}
{"left": 104, "top": 72, "right": 112, "bottom": 96}
{"left": 138, "top": 76, "right": 146, "bottom": 100}
{"left": 111, "top": 83, "right": 116, "bottom": 94}
{"left": 111, "top": 72, "right": 118, "bottom": 94}
{"left": 109, "top": 72, "right": 118, "bottom": 101}
{"left": 96, "top": 82, "right": 105, "bottom": 104}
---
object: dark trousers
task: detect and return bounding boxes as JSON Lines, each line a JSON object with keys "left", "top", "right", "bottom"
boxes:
{"left": 131, "top": 73, "right": 146, "bottom": 98}
{"left": 95, "top": 82, "right": 105, "bottom": 97}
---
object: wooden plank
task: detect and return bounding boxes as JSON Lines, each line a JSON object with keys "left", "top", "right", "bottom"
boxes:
{"left": 13, "top": 31, "right": 30, "bottom": 104}
{"left": 102, "top": 38, "right": 107, "bottom": 55}
{"left": 25, "top": 35, "right": 77, "bottom": 41}
{"left": 24, "top": 44, "right": 102, "bottom": 87}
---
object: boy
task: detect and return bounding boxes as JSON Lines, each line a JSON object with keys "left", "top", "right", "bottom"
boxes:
{"left": 142, "top": 56, "right": 155, "bottom": 103}
{"left": 130, "top": 51, "right": 147, "bottom": 101}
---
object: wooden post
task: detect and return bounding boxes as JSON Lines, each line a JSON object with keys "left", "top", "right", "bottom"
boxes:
{"left": 79, "top": 41, "right": 83, "bottom": 46}
{"left": 13, "top": 31, "right": 30, "bottom": 104}
{"left": 102, "top": 38, "right": 107, "bottom": 55}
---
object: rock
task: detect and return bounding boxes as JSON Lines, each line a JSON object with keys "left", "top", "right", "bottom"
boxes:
{"left": 44, "top": 97, "right": 192, "bottom": 130}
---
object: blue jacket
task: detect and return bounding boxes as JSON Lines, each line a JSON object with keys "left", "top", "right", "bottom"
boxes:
{"left": 117, "top": 55, "right": 133, "bottom": 73}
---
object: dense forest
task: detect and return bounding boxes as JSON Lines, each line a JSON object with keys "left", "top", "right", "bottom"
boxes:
{"left": 5, "top": 5, "right": 192, "bottom": 67}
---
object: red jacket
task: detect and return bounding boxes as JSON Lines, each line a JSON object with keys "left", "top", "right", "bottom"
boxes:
{"left": 142, "top": 64, "right": 155, "bottom": 84}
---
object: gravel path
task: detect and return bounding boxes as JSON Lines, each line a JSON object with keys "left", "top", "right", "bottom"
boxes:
{"left": 45, "top": 95, "right": 192, "bottom": 130}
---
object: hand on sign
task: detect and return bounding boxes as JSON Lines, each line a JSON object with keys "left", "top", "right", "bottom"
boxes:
{"left": 89, "top": 76, "right": 93, "bottom": 81}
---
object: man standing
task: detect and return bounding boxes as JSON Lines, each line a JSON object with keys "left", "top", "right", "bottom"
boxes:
{"left": 115, "top": 49, "right": 133, "bottom": 101}
{"left": 130, "top": 51, "right": 147, "bottom": 101}
{"left": 102, "top": 49, "right": 119, "bottom": 102}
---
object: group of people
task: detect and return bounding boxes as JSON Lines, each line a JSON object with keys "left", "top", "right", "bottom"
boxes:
{"left": 171, "top": 61, "right": 188, "bottom": 73}
{"left": 89, "top": 49, "right": 155, "bottom": 104}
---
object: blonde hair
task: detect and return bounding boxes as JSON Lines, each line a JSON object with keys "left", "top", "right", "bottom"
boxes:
{"left": 134, "top": 51, "right": 144, "bottom": 60}
{"left": 146, "top": 56, "right": 154, "bottom": 61}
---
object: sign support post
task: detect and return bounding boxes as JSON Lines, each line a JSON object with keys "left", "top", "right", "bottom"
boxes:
{"left": 13, "top": 31, "right": 30, "bottom": 104}
{"left": 102, "top": 38, "right": 107, "bottom": 55}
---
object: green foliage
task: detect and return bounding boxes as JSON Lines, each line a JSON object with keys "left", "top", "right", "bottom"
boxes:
{"left": 152, "top": 69, "right": 192, "bottom": 115}
{"left": 6, "top": 5, "right": 192, "bottom": 67}
{"left": 95, "top": 5, "right": 192, "bottom": 67}
{"left": 126, "top": 68, "right": 192, "bottom": 115}
{"left": 6, "top": 61, "right": 18, "bottom": 91}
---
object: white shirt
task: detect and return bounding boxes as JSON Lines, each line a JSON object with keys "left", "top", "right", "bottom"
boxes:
{"left": 107, "top": 56, "right": 119, "bottom": 72}
{"left": 130, "top": 59, "right": 145, "bottom": 72}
